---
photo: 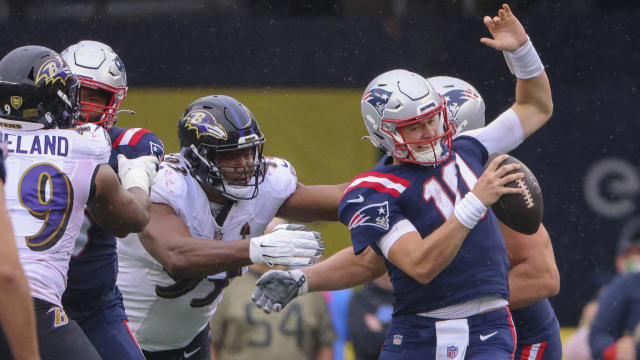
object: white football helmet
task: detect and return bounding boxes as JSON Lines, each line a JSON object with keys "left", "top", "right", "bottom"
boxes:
{"left": 361, "top": 69, "right": 455, "bottom": 165}
{"left": 428, "top": 76, "right": 485, "bottom": 134}
{"left": 61, "top": 40, "right": 127, "bottom": 129}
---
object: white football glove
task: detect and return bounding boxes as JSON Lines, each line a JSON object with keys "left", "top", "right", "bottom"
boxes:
{"left": 249, "top": 223, "right": 324, "bottom": 266}
{"left": 117, "top": 154, "right": 159, "bottom": 193}
{"left": 252, "top": 269, "right": 308, "bottom": 313}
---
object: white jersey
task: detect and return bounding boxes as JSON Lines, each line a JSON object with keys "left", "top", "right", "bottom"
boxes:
{"left": 117, "top": 154, "right": 298, "bottom": 351}
{"left": 2, "top": 124, "right": 111, "bottom": 306}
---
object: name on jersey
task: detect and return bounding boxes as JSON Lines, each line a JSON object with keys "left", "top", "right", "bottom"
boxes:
{"left": 1, "top": 133, "right": 69, "bottom": 157}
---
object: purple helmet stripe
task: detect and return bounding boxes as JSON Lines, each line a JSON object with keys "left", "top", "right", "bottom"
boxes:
{"left": 219, "top": 97, "right": 248, "bottom": 137}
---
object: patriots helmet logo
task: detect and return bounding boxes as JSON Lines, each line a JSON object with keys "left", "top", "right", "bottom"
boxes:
{"left": 348, "top": 201, "right": 390, "bottom": 230}
{"left": 36, "top": 58, "right": 73, "bottom": 86}
{"left": 362, "top": 88, "right": 393, "bottom": 117}
{"left": 442, "top": 89, "right": 480, "bottom": 119}
{"left": 183, "top": 110, "right": 228, "bottom": 140}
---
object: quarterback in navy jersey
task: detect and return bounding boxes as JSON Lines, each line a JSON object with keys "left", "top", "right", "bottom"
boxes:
{"left": 422, "top": 76, "right": 563, "bottom": 360}
{"left": 60, "top": 41, "right": 163, "bottom": 360}
{"left": 253, "top": 5, "right": 553, "bottom": 360}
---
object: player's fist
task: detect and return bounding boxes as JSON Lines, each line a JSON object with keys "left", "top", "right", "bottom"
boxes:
{"left": 252, "top": 269, "right": 307, "bottom": 313}
{"left": 249, "top": 224, "right": 324, "bottom": 266}
{"left": 117, "top": 154, "right": 159, "bottom": 192}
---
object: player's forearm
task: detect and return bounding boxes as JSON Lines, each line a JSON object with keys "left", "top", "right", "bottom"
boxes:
{"left": 118, "top": 187, "right": 151, "bottom": 234}
{"left": 0, "top": 202, "right": 40, "bottom": 360}
{"left": 0, "top": 262, "right": 40, "bottom": 360}
{"left": 278, "top": 183, "right": 347, "bottom": 222}
{"left": 149, "top": 235, "right": 252, "bottom": 278}
{"left": 305, "top": 247, "right": 384, "bottom": 292}
{"left": 93, "top": 187, "right": 151, "bottom": 237}
{"left": 512, "top": 72, "right": 553, "bottom": 137}
{"left": 396, "top": 218, "right": 469, "bottom": 284}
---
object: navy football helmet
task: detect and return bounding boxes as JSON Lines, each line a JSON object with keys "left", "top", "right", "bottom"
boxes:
{"left": 178, "top": 95, "right": 266, "bottom": 200}
{"left": 0, "top": 45, "right": 79, "bottom": 130}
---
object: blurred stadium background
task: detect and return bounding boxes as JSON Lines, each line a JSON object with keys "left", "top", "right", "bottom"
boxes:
{"left": 2, "top": 0, "right": 639, "bottom": 339}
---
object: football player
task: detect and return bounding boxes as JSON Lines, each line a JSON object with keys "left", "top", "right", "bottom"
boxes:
{"left": 252, "top": 4, "right": 553, "bottom": 359}
{"left": 428, "top": 76, "right": 563, "bottom": 360}
{"left": 0, "top": 45, "right": 157, "bottom": 359}
{"left": 117, "top": 94, "right": 339, "bottom": 360}
{"left": 0, "top": 143, "right": 40, "bottom": 360}
{"left": 59, "top": 40, "right": 165, "bottom": 360}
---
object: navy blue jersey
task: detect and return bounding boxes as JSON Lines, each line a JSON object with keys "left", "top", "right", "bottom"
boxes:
{"left": 62, "top": 126, "right": 164, "bottom": 321}
{"left": 589, "top": 273, "right": 640, "bottom": 359}
{"left": 511, "top": 299, "right": 558, "bottom": 345}
{"left": 340, "top": 136, "right": 510, "bottom": 316}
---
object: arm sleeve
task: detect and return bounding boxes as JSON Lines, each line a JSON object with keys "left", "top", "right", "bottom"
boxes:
{"left": 462, "top": 109, "right": 523, "bottom": 156}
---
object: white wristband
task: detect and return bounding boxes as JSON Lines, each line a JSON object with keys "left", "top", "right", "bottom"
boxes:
{"left": 453, "top": 192, "right": 487, "bottom": 229}
{"left": 502, "top": 36, "right": 544, "bottom": 79}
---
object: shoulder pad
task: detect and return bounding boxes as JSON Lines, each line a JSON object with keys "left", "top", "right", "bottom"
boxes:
{"left": 112, "top": 127, "right": 165, "bottom": 160}
{"left": 151, "top": 155, "right": 192, "bottom": 208}
{"left": 111, "top": 127, "right": 151, "bottom": 148}
{"left": 69, "top": 123, "right": 111, "bottom": 161}
{"left": 262, "top": 157, "right": 298, "bottom": 198}
{"left": 343, "top": 171, "right": 411, "bottom": 199}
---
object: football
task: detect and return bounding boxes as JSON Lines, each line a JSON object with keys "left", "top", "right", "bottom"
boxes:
{"left": 487, "top": 154, "right": 543, "bottom": 235}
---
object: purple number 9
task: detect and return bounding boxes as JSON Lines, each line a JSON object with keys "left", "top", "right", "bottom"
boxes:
{"left": 18, "top": 163, "right": 74, "bottom": 251}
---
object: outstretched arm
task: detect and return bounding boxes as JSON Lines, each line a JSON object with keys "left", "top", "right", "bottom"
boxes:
{"left": 252, "top": 245, "right": 385, "bottom": 313}
{"left": 0, "top": 178, "right": 40, "bottom": 360}
{"left": 88, "top": 162, "right": 153, "bottom": 238}
{"left": 277, "top": 183, "right": 348, "bottom": 222}
{"left": 139, "top": 203, "right": 324, "bottom": 278}
{"left": 481, "top": 4, "right": 553, "bottom": 138}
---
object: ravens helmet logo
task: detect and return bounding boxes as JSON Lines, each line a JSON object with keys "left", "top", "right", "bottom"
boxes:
{"left": 183, "top": 110, "right": 228, "bottom": 140}
{"left": 35, "top": 59, "right": 73, "bottom": 86}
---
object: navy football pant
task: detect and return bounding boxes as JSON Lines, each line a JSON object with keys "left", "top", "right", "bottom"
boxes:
{"left": 379, "top": 307, "right": 516, "bottom": 360}
{"left": 0, "top": 298, "right": 101, "bottom": 360}
{"left": 143, "top": 326, "right": 211, "bottom": 360}
{"left": 514, "top": 318, "right": 562, "bottom": 360}
{"left": 80, "top": 317, "right": 145, "bottom": 360}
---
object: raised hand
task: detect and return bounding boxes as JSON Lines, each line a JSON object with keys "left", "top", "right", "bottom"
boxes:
{"left": 249, "top": 224, "right": 324, "bottom": 266}
{"left": 251, "top": 269, "right": 307, "bottom": 313}
{"left": 480, "top": 4, "right": 528, "bottom": 52}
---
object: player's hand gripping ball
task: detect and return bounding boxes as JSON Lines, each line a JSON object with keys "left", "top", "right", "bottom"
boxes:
{"left": 486, "top": 154, "right": 543, "bottom": 235}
